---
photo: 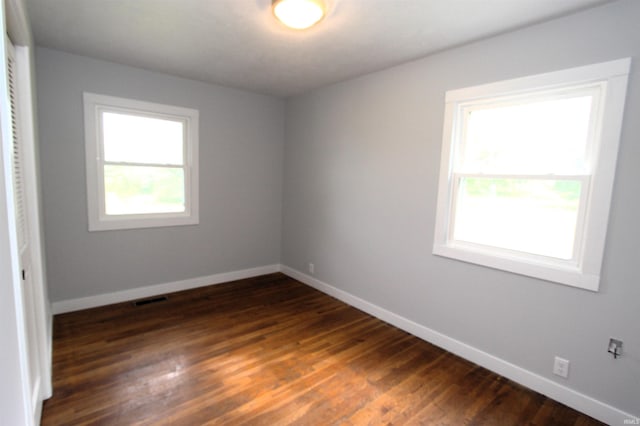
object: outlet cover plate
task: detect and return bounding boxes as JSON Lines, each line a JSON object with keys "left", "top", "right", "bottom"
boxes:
{"left": 553, "top": 356, "right": 570, "bottom": 378}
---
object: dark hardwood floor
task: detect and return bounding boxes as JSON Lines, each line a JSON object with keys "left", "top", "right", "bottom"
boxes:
{"left": 42, "top": 273, "right": 602, "bottom": 425}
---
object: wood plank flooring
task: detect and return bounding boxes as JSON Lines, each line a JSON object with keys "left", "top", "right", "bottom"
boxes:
{"left": 42, "top": 273, "right": 603, "bottom": 425}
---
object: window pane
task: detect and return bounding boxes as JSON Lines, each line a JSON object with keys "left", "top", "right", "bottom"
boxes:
{"left": 452, "top": 178, "right": 581, "bottom": 259}
{"left": 104, "top": 165, "right": 185, "bottom": 215}
{"left": 462, "top": 95, "right": 593, "bottom": 174}
{"left": 102, "top": 112, "right": 184, "bottom": 165}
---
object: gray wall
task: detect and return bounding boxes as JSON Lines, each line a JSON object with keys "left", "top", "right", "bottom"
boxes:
{"left": 281, "top": 0, "right": 640, "bottom": 416}
{"left": 36, "top": 47, "right": 285, "bottom": 302}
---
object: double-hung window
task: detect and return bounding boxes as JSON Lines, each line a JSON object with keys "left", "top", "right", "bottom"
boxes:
{"left": 433, "top": 59, "right": 630, "bottom": 291}
{"left": 84, "top": 93, "right": 199, "bottom": 231}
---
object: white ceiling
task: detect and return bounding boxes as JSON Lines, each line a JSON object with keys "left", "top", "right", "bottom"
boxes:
{"left": 26, "top": 0, "right": 612, "bottom": 97}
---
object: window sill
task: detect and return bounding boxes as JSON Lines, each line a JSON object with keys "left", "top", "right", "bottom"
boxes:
{"left": 433, "top": 243, "right": 599, "bottom": 291}
{"left": 88, "top": 214, "right": 199, "bottom": 232}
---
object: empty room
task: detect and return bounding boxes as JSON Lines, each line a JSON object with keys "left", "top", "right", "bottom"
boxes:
{"left": 1, "top": 0, "right": 639, "bottom": 424}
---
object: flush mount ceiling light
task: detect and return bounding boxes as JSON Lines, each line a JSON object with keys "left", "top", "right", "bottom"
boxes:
{"left": 272, "top": 0, "right": 326, "bottom": 30}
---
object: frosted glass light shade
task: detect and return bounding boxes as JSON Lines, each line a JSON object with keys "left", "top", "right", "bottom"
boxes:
{"left": 273, "top": 0, "right": 326, "bottom": 30}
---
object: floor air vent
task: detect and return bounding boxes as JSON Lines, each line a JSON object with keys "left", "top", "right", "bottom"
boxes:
{"left": 133, "top": 296, "right": 168, "bottom": 306}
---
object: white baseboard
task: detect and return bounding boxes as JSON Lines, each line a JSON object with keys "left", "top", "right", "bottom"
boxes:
{"left": 280, "top": 265, "right": 637, "bottom": 425}
{"left": 52, "top": 264, "right": 281, "bottom": 314}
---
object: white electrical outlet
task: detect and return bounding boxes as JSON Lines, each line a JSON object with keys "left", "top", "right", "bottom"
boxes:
{"left": 308, "top": 263, "right": 315, "bottom": 275}
{"left": 553, "top": 356, "right": 570, "bottom": 378}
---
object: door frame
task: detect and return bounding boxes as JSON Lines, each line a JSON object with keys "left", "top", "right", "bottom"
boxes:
{"left": 1, "top": 0, "right": 52, "bottom": 424}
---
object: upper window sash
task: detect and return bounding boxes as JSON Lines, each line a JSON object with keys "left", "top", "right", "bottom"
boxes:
{"left": 97, "top": 106, "right": 189, "bottom": 166}
{"left": 452, "top": 84, "right": 603, "bottom": 176}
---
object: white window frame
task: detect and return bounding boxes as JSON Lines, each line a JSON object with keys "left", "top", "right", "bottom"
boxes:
{"left": 84, "top": 93, "right": 199, "bottom": 231}
{"left": 433, "top": 58, "right": 630, "bottom": 291}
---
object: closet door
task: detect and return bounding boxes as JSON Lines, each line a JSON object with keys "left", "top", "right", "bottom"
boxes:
{"left": 6, "top": 36, "right": 43, "bottom": 418}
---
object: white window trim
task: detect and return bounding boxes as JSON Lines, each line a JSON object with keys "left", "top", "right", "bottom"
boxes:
{"left": 84, "top": 93, "right": 199, "bottom": 231}
{"left": 433, "top": 58, "right": 631, "bottom": 291}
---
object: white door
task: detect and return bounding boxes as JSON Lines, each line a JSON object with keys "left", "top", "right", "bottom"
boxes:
{"left": 6, "top": 36, "right": 43, "bottom": 420}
